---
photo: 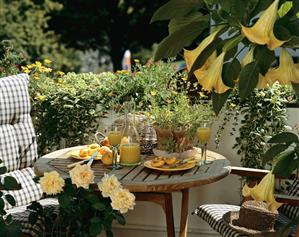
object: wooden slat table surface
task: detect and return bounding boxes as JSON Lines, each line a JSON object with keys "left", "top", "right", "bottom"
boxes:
{"left": 34, "top": 146, "right": 231, "bottom": 237}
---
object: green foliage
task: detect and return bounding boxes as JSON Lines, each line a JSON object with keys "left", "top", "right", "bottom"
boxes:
{"left": 152, "top": 0, "right": 299, "bottom": 110}
{"left": 264, "top": 131, "right": 299, "bottom": 177}
{"left": 0, "top": 162, "right": 22, "bottom": 237}
{"left": 0, "top": 0, "right": 79, "bottom": 71}
{"left": 28, "top": 61, "right": 115, "bottom": 154}
{"left": 28, "top": 174, "right": 131, "bottom": 237}
{"left": 216, "top": 84, "right": 290, "bottom": 169}
{"left": 0, "top": 41, "right": 25, "bottom": 77}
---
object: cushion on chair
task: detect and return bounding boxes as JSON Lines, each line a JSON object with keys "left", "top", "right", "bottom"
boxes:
{"left": 9, "top": 198, "right": 58, "bottom": 237}
{"left": 194, "top": 204, "right": 247, "bottom": 237}
{"left": 0, "top": 74, "right": 38, "bottom": 171}
{"left": 2, "top": 167, "right": 43, "bottom": 210}
{"left": 194, "top": 204, "right": 296, "bottom": 237}
{"left": 280, "top": 179, "right": 299, "bottom": 220}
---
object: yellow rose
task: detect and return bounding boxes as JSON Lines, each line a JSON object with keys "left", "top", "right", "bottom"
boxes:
{"left": 40, "top": 171, "right": 65, "bottom": 195}
{"left": 110, "top": 188, "right": 136, "bottom": 214}
{"left": 69, "top": 164, "right": 94, "bottom": 189}
{"left": 98, "top": 174, "right": 121, "bottom": 198}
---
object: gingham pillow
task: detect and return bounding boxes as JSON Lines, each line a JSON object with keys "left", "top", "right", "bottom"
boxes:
{"left": 2, "top": 167, "right": 43, "bottom": 209}
{"left": 280, "top": 179, "right": 299, "bottom": 220}
{"left": 0, "top": 74, "right": 38, "bottom": 171}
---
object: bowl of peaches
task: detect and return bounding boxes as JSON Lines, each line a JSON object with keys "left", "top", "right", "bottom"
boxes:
{"left": 68, "top": 139, "right": 113, "bottom": 165}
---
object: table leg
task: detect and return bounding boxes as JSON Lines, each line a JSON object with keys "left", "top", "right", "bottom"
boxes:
{"left": 179, "top": 189, "right": 189, "bottom": 237}
{"left": 134, "top": 192, "right": 175, "bottom": 237}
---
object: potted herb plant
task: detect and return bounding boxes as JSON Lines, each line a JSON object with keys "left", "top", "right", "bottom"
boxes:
{"left": 148, "top": 93, "right": 215, "bottom": 157}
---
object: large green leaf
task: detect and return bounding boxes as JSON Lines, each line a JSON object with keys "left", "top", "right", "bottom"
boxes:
{"left": 292, "top": 82, "right": 299, "bottom": 94}
{"left": 222, "top": 35, "right": 244, "bottom": 53}
{"left": 273, "top": 150, "right": 298, "bottom": 177}
{"left": 0, "top": 166, "right": 7, "bottom": 175}
{"left": 169, "top": 12, "right": 203, "bottom": 34}
{"left": 254, "top": 45, "right": 276, "bottom": 76}
{"left": 89, "top": 217, "right": 102, "bottom": 235}
{"left": 4, "top": 194, "right": 16, "bottom": 207}
{"left": 222, "top": 58, "right": 241, "bottom": 87}
{"left": 238, "top": 61, "right": 259, "bottom": 101}
{"left": 262, "top": 144, "right": 290, "bottom": 165}
{"left": 294, "top": 0, "right": 299, "bottom": 13}
{"left": 285, "top": 36, "right": 299, "bottom": 48}
{"left": 154, "top": 16, "right": 209, "bottom": 61}
{"left": 151, "top": 0, "right": 203, "bottom": 23}
{"left": 251, "top": 0, "right": 273, "bottom": 18}
{"left": 114, "top": 212, "right": 126, "bottom": 225}
{"left": 212, "top": 90, "right": 232, "bottom": 115}
{"left": 268, "top": 131, "right": 299, "bottom": 144}
{"left": 3, "top": 177, "right": 21, "bottom": 190}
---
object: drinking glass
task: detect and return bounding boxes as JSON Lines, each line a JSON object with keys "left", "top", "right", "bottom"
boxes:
{"left": 197, "top": 120, "right": 212, "bottom": 165}
{"left": 95, "top": 122, "right": 123, "bottom": 170}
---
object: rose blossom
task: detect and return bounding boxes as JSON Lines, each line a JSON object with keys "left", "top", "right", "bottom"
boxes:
{"left": 40, "top": 171, "right": 65, "bottom": 195}
{"left": 69, "top": 164, "right": 94, "bottom": 189}
{"left": 97, "top": 174, "right": 121, "bottom": 197}
{"left": 110, "top": 188, "right": 136, "bottom": 214}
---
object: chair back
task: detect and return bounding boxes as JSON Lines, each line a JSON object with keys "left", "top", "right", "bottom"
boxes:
{"left": 0, "top": 74, "right": 38, "bottom": 171}
{"left": 280, "top": 179, "right": 299, "bottom": 220}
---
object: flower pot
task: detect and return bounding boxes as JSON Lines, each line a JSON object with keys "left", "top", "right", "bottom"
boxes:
{"left": 153, "top": 126, "right": 196, "bottom": 156}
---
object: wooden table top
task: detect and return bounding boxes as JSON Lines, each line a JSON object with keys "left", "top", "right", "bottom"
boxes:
{"left": 34, "top": 146, "right": 231, "bottom": 192}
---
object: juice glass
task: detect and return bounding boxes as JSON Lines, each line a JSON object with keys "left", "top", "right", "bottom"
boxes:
{"left": 197, "top": 121, "right": 212, "bottom": 165}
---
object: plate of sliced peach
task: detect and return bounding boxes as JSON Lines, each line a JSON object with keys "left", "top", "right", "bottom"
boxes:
{"left": 68, "top": 143, "right": 111, "bottom": 160}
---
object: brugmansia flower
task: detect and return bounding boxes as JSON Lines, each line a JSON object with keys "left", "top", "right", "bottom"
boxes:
{"left": 241, "top": 48, "right": 275, "bottom": 89}
{"left": 196, "top": 52, "right": 231, "bottom": 93}
{"left": 242, "top": 171, "right": 282, "bottom": 212}
{"left": 266, "top": 48, "right": 299, "bottom": 84}
{"left": 241, "top": 0, "right": 286, "bottom": 50}
{"left": 184, "top": 29, "right": 220, "bottom": 71}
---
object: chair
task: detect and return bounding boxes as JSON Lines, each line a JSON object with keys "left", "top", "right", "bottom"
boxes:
{"left": 0, "top": 74, "right": 58, "bottom": 236}
{"left": 194, "top": 166, "right": 299, "bottom": 237}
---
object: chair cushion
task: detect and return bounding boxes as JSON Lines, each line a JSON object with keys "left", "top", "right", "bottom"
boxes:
{"left": 2, "top": 167, "right": 43, "bottom": 209}
{"left": 0, "top": 74, "right": 38, "bottom": 171}
{"left": 280, "top": 179, "right": 299, "bottom": 220}
{"left": 194, "top": 204, "right": 296, "bottom": 237}
{"left": 9, "top": 198, "right": 58, "bottom": 237}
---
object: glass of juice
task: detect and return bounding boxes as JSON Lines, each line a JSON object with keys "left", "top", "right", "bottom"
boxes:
{"left": 197, "top": 120, "right": 212, "bottom": 165}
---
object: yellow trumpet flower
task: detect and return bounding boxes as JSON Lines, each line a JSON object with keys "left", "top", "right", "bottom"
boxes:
{"left": 184, "top": 29, "right": 220, "bottom": 71}
{"left": 241, "top": 48, "right": 275, "bottom": 89}
{"left": 242, "top": 171, "right": 282, "bottom": 212}
{"left": 266, "top": 48, "right": 299, "bottom": 85}
{"left": 196, "top": 52, "right": 230, "bottom": 94}
{"left": 241, "top": 0, "right": 286, "bottom": 50}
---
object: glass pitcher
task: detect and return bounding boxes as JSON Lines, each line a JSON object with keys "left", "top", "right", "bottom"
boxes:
{"left": 120, "top": 101, "right": 141, "bottom": 166}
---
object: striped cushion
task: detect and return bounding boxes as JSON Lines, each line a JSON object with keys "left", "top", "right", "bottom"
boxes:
{"left": 0, "top": 74, "right": 38, "bottom": 171}
{"left": 9, "top": 198, "right": 58, "bottom": 236}
{"left": 194, "top": 204, "right": 296, "bottom": 237}
{"left": 2, "top": 167, "right": 43, "bottom": 209}
{"left": 280, "top": 179, "right": 299, "bottom": 220}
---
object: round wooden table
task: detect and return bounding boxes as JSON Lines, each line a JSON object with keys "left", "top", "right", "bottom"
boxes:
{"left": 34, "top": 147, "right": 231, "bottom": 237}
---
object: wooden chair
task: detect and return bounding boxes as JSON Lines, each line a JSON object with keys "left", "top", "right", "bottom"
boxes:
{"left": 0, "top": 74, "right": 58, "bottom": 236}
{"left": 194, "top": 166, "right": 299, "bottom": 237}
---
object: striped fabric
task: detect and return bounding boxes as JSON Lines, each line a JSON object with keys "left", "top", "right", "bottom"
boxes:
{"left": 9, "top": 198, "right": 58, "bottom": 236}
{"left": 194, "top": 204, "right": 296, "bottom": 237}
{"left": 280, "top": 179, "right": 299, "bottom": 220}
{"left": 0, "top": 74, "right": 57, "bottom": 236}
{"left": 2, "top": 167, "right": 43, "bottom": 210}
{"left": 0, "top": 74, "right": 38, "bottom": 171}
